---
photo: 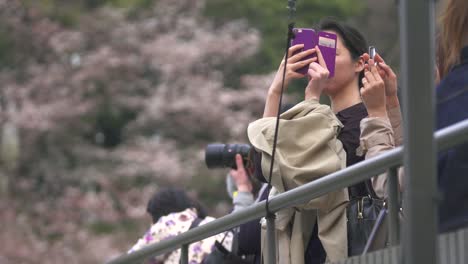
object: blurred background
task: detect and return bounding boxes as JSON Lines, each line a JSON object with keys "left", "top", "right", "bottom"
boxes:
{"left": 0, "top": 0, "right": 400, "bottom": 263}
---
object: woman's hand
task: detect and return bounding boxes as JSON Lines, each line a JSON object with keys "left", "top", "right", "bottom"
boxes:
{"left": 305, "top": 46, "right": 329, "bottom": 100}
{"left": 362, "top": 53, "right": 399, "bottom": 109}
{"left": 361, "top": 58, "right": 387, "bottom": 118}
{"left": 229, "top": 154, "right": 253, "bottom": 193}
{"left": 264, "top": 45, "right": 316, "bottom": 117}
{"left": 269, "top": 44, "right": 317, "bottom": 96}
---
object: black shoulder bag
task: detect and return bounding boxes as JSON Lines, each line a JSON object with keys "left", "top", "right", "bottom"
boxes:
{"left": 346, "top": 180, "right": 386, "bottom": 256}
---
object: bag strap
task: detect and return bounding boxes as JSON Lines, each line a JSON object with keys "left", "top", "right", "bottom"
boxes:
{"left": 364, "top": 179, "right": 379, "bottom": 199}
{"left": 180, "top": 218, "right": 203, "bottom": 264}
{"left": 189, "top": 217, "right": 231, "bottom": 247}
{"left": 189, "top": 217, "right": 203, "bottom": 230}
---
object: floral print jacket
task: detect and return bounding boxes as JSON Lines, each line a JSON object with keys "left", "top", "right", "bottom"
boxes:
{"left": 128, "top": 208, "right": 233, "bottom": 264}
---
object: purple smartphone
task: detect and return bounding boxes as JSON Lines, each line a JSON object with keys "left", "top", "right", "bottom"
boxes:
{"left": 290, "top": 28, "right": 337, "bottom": 77}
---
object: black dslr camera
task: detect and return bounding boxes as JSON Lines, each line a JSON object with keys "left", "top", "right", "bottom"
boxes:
{"left": 204, "top": 143, "right": 252, "bottom": 170}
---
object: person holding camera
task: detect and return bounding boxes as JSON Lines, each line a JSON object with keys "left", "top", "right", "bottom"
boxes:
{"left": 205, "top": 143, "right": 266, "bottom": 213}
{"left": 227, "top": 154, "right": 269, "bottom": 212}
{"left": 227, "top": 152, "right": 269, "bottom": 264}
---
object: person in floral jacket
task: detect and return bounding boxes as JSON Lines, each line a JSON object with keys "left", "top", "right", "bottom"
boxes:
{"left": 128, "top": 188, "right": 233, "bottom": 264}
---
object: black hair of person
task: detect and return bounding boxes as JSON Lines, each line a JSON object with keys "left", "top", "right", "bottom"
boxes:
{"left": 146, "top": 187, "right": 208, "bottom": 224}
{"left": 318, "top": 17, "right": 368, "bottom": 88}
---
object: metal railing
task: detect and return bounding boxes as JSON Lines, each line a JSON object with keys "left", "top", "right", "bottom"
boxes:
{"left": 399, "top": 0, "right": 438, "bottom": 263}
{"left": 106, "top": 118, "right": 468, "bottom": 264}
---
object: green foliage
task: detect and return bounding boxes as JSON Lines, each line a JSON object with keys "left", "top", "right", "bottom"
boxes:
{"left": 80, "top": 81, "right": 139, "bottom": 148}
{"left": 88, "top": 221, "right": 116, "bottom": 235}
{"left": 104, "top": 0, "right": 155, "bottom": 9}
{"left": 88, "top": 219, "right": 140, "bottom": 235}
{"left": 204, "top": 0, "right": 364, "bottom": 86}
{"left": 23, "top": 0, "right": 158, "bottom": 27}
{"left": 93, "top": 102, "right": 137, "bottom": 148}
{"left": 46, "top": 231, "right": 64, "bottom": 242}
{"left": 188, "top": 169, "right": 230, "bottom": 212}
{"left": 0, "top": 27, "right": 14, "bottom": 69}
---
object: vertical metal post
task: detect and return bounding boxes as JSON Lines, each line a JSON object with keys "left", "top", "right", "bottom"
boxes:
{"left": 387, "top": 166, "right": 400, "bottom": 246}
{"left": 180, "top": 244, "right": 189, "bottom": 264}
{"left": 265, "top": 216, "right": 276, "bottom": 264}
{"left": 399, "top": 1, "right": 438, "bottom": 264}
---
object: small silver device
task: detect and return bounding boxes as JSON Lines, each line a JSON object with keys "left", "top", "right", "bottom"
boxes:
{"left": 369, "top": 46, "right": 376, "bottom": 59}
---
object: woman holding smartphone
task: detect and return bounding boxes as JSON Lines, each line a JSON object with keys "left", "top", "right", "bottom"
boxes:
{"left": 247, "top": 18, "right": 401, "bottom": 263}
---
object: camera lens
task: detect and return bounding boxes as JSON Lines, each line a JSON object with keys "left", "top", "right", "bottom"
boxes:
{"left": 205, "top": 144, "right": 225, "bottom": 169}
{"left": 205, "top": 143, "right": 252, "bottom": 169}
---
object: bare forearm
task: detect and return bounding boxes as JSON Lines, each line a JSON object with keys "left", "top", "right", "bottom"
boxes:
{"left": 263, "top": 90, "right": 281, "bottom": 117}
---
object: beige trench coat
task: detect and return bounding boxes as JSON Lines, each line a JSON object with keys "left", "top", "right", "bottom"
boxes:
{"left": 247, "top": 99, "right": 349, "bottom": 264}
{"left": 359, "top": 105, "right": 404, "bottom": 198}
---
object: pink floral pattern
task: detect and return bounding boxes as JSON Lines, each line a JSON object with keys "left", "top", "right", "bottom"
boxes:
{"left": 128, "top": 208, "right": 233, "bottom": 264}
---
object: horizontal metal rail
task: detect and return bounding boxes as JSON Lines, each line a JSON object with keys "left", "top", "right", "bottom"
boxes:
{"left": 107, "top": 118, "right": 468, "bottom": 264}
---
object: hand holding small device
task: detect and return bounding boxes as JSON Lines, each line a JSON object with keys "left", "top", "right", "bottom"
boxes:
{"left": 361, "top": 46, "right": 387, "bottom": 117}
{"left": 369, "top": 46, "right": 376, "bottom": 60}
{"left": 363, "top": 46, "right": 399, "bottom": 102}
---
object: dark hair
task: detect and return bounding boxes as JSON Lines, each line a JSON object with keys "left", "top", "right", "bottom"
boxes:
{"left": 318, "top": 18, "right": 368, "bottom": 87}
{"left": 146, "top": 187, "right": 207, "bottom": 224}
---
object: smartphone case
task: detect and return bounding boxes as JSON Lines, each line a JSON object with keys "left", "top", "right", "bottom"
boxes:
{"left": 290, "top": 28, "right": 337, "bottom": 77}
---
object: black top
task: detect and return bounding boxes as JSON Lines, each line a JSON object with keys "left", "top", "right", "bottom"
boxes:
{"left": 336, "top": 103, "right": 368, "bottom": 167}
{"left": 237, "top": 187, "right": 269, "bottom": 263}
{"left": 336, "top": 102, "right": 369, "bottom": 198}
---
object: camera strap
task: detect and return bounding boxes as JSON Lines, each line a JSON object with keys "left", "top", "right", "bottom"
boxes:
{"left": 264, "top": 0, "right": 297, "bottom": 223}
{"left": 259, "top": 3, "right": 298, "bottom": 263}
